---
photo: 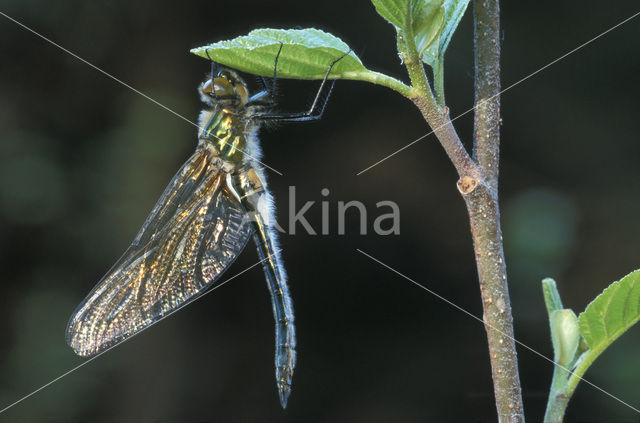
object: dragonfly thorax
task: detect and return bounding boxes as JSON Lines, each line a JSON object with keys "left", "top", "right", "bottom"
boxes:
{"left": 198, "top": 107, "right": 248, "bottom": 163}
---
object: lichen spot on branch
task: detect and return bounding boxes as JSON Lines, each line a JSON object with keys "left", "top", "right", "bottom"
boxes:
{"left": 457, "top": 176, "right": 478, "bottom": 194}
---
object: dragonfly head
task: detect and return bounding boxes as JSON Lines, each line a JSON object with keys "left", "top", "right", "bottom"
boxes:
{"left": 200, "top": 69, "right": 249, "bottom": 107}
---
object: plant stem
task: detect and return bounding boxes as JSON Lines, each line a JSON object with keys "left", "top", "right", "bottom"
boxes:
{"left": 399, "top": 0, "right": 523, "bottom": 419}
{"left": 544, "top": 365, "right": 571, "bottom": 423}
{"left": 400, "top": 27, "right": 481, "bottom": 180}
{"left": 410, "top": 96, "right": 481, "bottom": 179}
{"left": 473, "top": 0, "right": 502, "bottom": 192}
{"left": 472, "top": 1, "right": 524, "bottom": 421}
{"left": 434, "top": 58, "right": 445, "bottom": 106}
{"left": 400, "top": 27, "right": 435, "bottom": 100}
{"left": 464, "top": 183, "right": 524, "bottom": 422}
{"left": 342, "top": 70, "right": 414, "bottom": 97}
{"left": 471, "top": 1, "right": 524, "bottom": 421}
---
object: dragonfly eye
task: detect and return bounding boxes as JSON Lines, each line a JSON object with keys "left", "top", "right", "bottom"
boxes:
{"left": 201, "top": 78, "right": 233, "bottom": 98}
{"left": 201, "top": 79, "right": 215, "bottom": 95}
{"left": 202, "top": 70, "right": 248, "bottom": 104}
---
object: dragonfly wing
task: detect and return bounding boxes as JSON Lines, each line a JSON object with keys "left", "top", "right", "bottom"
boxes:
{"left": 66, "top": 149, "right": 253, "bottom": 356}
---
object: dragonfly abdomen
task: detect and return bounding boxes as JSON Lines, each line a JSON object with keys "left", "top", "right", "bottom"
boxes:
{"left": 230, "top": 167, "right": 296, "bottom": 407}
{"left": 253, "top": 229, "right": 296, "bottom": 408}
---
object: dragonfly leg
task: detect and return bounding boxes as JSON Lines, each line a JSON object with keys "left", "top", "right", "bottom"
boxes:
{"left": 246, "top": 43, "right": 284, "bottom": 107}
{"left": 204, "top": 50, "right": 225, "bottom": 102}
{"left": 253, "top": 49, "right": 351, "bottom": 122}
{"left": 266, "top": 42, "right": 283, "bottom": 99}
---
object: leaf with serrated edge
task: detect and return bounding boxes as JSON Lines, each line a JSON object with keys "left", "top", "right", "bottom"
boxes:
{"left": 422, "top": 0, "right": 470, "bottom": 67}
{"left": 578, "top": 269, "right": 640, "bottom": 350}
{"left": 371, "top": 0, "right": 412, "bottom": 28}
{"left": 191, "top": 28, "right": 366, "bottom": 80}
{"left": 413, "top": 1, "right": 445, "bottom": 57}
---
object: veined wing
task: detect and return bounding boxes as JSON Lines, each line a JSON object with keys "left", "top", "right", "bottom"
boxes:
{"left": 66, "top": 148, "right": 253, "bottom": 356}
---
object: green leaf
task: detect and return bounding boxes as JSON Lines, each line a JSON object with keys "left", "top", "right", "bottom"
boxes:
{"left": 191, "top": 28, "right": 413, "bottom": 96}
{"left": 543, "top": 271, "right": 640, "bottom": 420}
{"left": 578, "top": 269, "right": 640, "bottom": 350}
{"left": 437, "top": 0, "right": 470, "bottom": 56}
{"left": 191, "top": 28, "right": 366, "bottom": 80}
{"left": 550, "top": 309, "right": 580, "bottom": 367}
{"left": 373, "top": 0, "right": 445, "bottom": 56}
{"left": 542, "top": 278, "right": 564, "bottom": 315}
{"left": 559, "top": 269, "right": 640, "bottom": 400}
{"left": 421, "top": 0, "right": 470, "bottom": 67}
{"left": 412, "top": 0, "right": 446, "bottom": 57}
{"left": 371, "top": 0, "right": 412, "bottom": 28}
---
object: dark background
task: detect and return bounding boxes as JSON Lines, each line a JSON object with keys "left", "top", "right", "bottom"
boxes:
{"left": 1, "top": 1, "right": 640, "bottom": 422}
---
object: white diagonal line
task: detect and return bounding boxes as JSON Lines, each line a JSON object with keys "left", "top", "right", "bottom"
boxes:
{"left": 0, "top": 254, "right": 271, "bottom": 415}
{"left": 0, "top": 10, "right": 283, "bottom": 176}
{"left": 356, "top": 10, "right": 640, "bottom": 176}
{"left": 356, "top": 248, "right": 640, "bottom": 415}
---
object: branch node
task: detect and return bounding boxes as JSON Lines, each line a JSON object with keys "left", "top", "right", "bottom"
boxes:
{"left": 457, "top": 176, "right": 478, "bottom": 194}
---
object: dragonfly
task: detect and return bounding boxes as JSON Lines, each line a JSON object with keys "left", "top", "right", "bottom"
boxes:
{"left": 65, "top": 44, "right": 346, "bottom": 408}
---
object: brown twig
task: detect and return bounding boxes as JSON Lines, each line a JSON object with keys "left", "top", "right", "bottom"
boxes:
{"left": 400, "top": 1, "right": 524, "bottom": 420}
{"left": 471, "top": 0, "right": 524, "bottom": 421}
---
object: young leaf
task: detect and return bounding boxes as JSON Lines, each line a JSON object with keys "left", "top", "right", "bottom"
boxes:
{"left": 550, "top": 309, "right": 580, "bottom": 367}
{"left": 412, "top": 0, "right": 446, "bottom": 57}
{"left": 191, "top": 28, "right": 366, "bottom": 80}
{"left": 542, "top": 277, "right": 564, "bottom": 315}
{"left": 372, "top": 0, "right": 445, "bottom": 56}
{"left": 191, "top": 28, "right": 412, "bottom": 96}
{"left": 578, "top": 269, "right": 640, "bottom": 351}
{"left": 555, "top": 268, "right": 640, "bottom": 406}
{"left": 371, "top": 0, "right": 412, "bottom": 28}
{"left": 543, "top": 270, "right": 640, "bottom": 421}
{"left": 421, "top": 0, "right": 471, "bottom": 67}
